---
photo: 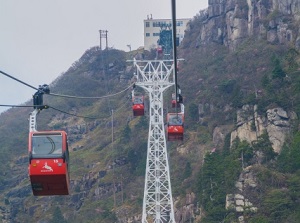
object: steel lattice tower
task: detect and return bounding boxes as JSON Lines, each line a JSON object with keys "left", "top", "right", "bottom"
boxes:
{"left": 132, "top": 59, "right": 175, "bottom": 223}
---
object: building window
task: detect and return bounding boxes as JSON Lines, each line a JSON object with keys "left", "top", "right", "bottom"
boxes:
{"left": 153, "top": 33, "right": 160, "bottom": 36}
{"left": 153, "top": 22, "right": 159, "bottom": 27}
{"left": 146, "top": 22, "right": 150, "bottom": 27}
{"left": 177, "top": 21, "right": 184, "bottom": 26}
{"left": 153, "top": 21, "right": 171, "bottom": 27}
{"left": 146, "top": 33, "right": 150, "bottom": 37}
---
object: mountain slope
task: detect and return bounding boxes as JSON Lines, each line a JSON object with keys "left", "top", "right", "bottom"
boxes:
{"left": 1, "top": 0, "right": 300, "bottom": 222}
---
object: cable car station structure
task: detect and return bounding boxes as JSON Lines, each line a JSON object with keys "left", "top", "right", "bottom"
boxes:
{"left": 132, "top": 59, "right": 177, "bottom": 222}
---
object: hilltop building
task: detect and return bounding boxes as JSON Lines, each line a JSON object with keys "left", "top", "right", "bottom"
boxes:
{"left": 144, "top": 15, "right": 191, "bottom": 51}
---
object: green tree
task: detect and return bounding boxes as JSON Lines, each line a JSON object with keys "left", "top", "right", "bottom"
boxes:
{"left": 219, "top": 79, "right": 237, "bottom": 94}
{"left": 277, "top": 132, "right": 300, "bottom": 173}
{"left": 127, "top": 149, "right": 138, "bottom": 173}
{"left": 136, "top": 116, "right": 148, "bottom": 130}
{"left": 198, "top": 152, "right": 236, "bottom": 222}
{"left": 223, "top": 156, "right": 241, "bottom": 192}
{"left": 183, "top": 161, "right": 192, "bottom": 178}
{"left": 261, "top": 74, "right": 271, "bottom": 89}
{"left": 188, "top": 103, "right": 198, "bottom": 121}
{"left": 231, "top": 138, "right": 254, "bottom": 165}
{"left": 252, "top": 132, "right": 276, "bottom": 163}
{"left": 263, "top": 189, "right": 292, "bottom": 222}
{"left": 120, "top": 124, "right": 131, "bottom": 143}
{"left": 272, "top": 57, "right": 286, "bottom": 79}
{"left": 248, "top": 216, "right": 270, "bottom": 223}
{"left": 287, "top": 174, "right": 300, "bottom": 202}
{"left": 284, "top": 48, "right": 299, "bottom": 72}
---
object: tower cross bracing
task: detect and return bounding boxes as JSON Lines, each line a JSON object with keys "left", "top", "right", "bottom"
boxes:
{"left": 133, "top": 59, "right": 175, "bottom": 223}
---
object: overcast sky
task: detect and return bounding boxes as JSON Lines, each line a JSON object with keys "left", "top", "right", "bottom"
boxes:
{"left": 0, "top": 0, "right": 208, "bottom": 114}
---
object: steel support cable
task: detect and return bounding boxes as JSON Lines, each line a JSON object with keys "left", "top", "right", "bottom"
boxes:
{"left": 48, "top": 83, "right": 134, "bottom": 99}
{"left": 0, "top": 104, "right": 97, "bottom": 119}
{"left": 0, "top": 69, "right": 134, "bottom": 99}
{"left": 0, "top": 97, "right": 131, "bottom": 120}
{"left": 0, "top": 104, "right": 39, "bottom": 108}
{"left": 171, "top": 0, "right": 179, "bottom": 104}
{"left": 47, "top": 95, "right": 131, "bottom": 120}
{"left": 49, "top": 97, "right": 131, "bottom": 120}
{"left": 0, "top": 70, "right": 39, "bottom": 91}
{"left": 47, "top": 106, "right": 98, "bottom": 119}
{"left": 111, "top": 97, "right": 131, "bottom": 116}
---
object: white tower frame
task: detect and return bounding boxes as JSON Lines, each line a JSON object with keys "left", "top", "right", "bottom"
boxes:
{"left": 132, "top": 59, "right": 175, "bottom": 223}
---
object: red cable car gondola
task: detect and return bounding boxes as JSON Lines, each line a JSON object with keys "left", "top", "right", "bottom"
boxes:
{"left": 132, "top": 96, "right": 145, "bottom": 116}
{"left": 167, "top": 113, "right": 184, "bottom": 141}
{"left": 157, "top": 45, "right": 163, "bottom": 54}
{"left": 171, "top": 93, "right": 183, "bottom": 108}
{"left": 28, "top": 131, "right": 70, "bottom": 196}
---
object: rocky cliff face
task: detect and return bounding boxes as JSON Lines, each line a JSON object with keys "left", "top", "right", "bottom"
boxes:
{"left": 195, "top": 0, "right": 300, "bottom": 154}
{"left": 226, "top": 105, "right": 295, "bottom": 222}
{"left": 230, "top": 105, "right": 296, "bottom": 153}
{"left": 226, "top": 166, "right": 258, "bottom": 223}
{"left": 199, "top": 0, "right": 300, "bottom": 50}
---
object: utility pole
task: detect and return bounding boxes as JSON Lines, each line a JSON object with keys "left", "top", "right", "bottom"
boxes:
{"left": 131, "top": 59, "right": 176, "bottom": 222}
{"left": 111, "top": 109, "right": 116, "bottom": 209}
{"left": 99, "top": 30, "right": 108, "bottom": 50}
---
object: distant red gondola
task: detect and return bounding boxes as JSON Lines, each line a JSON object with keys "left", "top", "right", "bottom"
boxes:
{"left": 28, "top": 131, "right": 70, "bottom": 196}
{"left": 171, "top": 93, "right": 183, "bottom": 108}
{"left": 132, "top": 96, "right": 145, "bottom": 116}
{"left": 167, "top": 113, "right": 184, "bottom": 141}
{"left": 157, "top": 45, "right": 163, "bottom": 54}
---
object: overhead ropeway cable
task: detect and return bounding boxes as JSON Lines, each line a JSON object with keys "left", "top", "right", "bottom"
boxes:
{"left": 0, "top": 69, "right": 134, "bottom": 100}
{"left": 48, "top": 83, "right": 133, "bottom": 99}
{"left": 0, "top": 69, "right": 132, "bottom": 119}
{"left": 0, "top": 70, "right": 39, "bottom": 91}
{"left": 0, "top": 96, "right": 131, "bottom": 120}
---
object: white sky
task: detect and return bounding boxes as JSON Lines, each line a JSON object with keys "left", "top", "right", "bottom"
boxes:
{"left": 0, "top": 0, "right": 208, "bottom": 114}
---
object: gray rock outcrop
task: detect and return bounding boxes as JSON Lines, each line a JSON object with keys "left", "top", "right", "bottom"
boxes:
{"left": 266, "top": 108, "right": 291, "bottom": 153}
{"left": 199, "top": 0, "right": 300, "bottom": 51}
{"left": 231, "top": 105, "right": 295, "bottom": 153}
{"left": 226, "top": 166, "right": 258, "bottom": 222}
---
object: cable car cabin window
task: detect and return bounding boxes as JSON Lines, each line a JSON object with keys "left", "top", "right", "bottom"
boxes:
{"left": 133, "top": 96, "right": 143, "bottom": 105}
{"left": 168, "top": 114, "right": 183, "bottom": 126}
{"left": 31, "top": 134, "right": 63, "bottom": 158}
